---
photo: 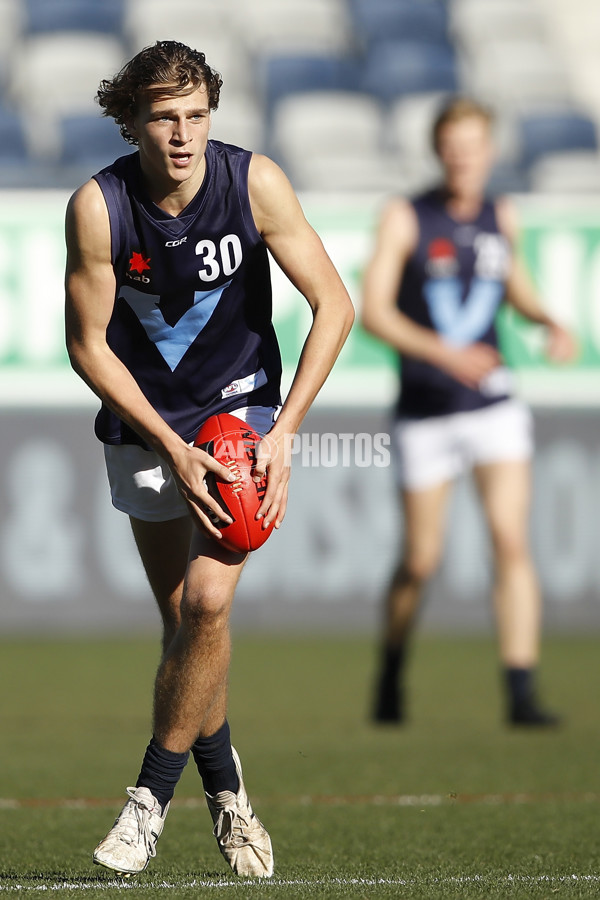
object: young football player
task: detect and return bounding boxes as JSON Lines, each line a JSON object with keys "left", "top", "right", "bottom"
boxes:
{"left": 362, "top": 97, "right": 576, "bottom": 727}
{"left": 65, "top": 40, "right": 354, "bottom": 877}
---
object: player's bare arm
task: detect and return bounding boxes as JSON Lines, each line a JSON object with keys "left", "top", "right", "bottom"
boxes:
{"left": 362, "top": 197, "right": 500, "bottom": 388}
{"left": 248, "top": 154, "right": 355, "bottom": 527}
{"left": 65, "top": 179, "right": 236, "bottom": 537}
{"left": 496, "top": 196, "right": 577, "bottom": 363}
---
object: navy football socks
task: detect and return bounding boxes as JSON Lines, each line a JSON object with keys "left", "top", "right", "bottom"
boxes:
{"left": 136, "top": 737, "right": 189, "bottom": 812}
{"left": 191, "top": 720, "right": 240, "bottom": 796}
{"left": 505, "top": 666, "right": 533, "bottom": 706}
{"left": 374, "top": 643, "right": 406, "bottom": 722}
{"left": 380, "top": 643, "right": 405, "bottom": 683}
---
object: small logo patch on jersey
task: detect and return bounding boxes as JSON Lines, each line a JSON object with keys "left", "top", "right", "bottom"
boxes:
{"left": 129, "top": 251, "right": 151, "bottom": 274}
{"left": 221, "top": 368, "right": 267, "bottom": 399}
{"left": 425, "top": 238, "right": 458, "bottom": 278}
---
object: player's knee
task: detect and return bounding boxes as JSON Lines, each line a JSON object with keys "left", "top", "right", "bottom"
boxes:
{"left": 180, "top": 586, "right": 231, "bottom": 631}
{"left": 401, "top": 549, "right": 440, "bottom": 584}
{"left": 492, "top": 529, "right": 529, "bottom": 565}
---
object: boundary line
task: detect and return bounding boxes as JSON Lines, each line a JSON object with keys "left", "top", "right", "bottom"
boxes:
{"left": 1, "top": 791, "right": 600, "bottom": 811}
{"left": 1, "top": 875, "right": 600, "bottom": 892}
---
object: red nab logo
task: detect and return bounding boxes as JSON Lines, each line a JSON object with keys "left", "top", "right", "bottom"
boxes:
{"left": 428, "top": 238, "right": 455, "bottom": 260}
{"left": 129, "top": 251, "right": 151, "bottom": 274}
{"left": 425, "top": 237, "right": 458, "bottom": 278}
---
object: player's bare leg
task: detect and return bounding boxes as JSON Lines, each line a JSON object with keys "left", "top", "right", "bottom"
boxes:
{"left": 151, "top": 531, "right": 246, "bottom": 751}
{"left": 95, "top": 521, "right": 273, "bottom": 876}
{"left": 475, "top": 459, "right": 558, "bottom": 726}
{"left": 130, "top": 515, "right": 191, "bottom": 650}
{"left": 152, "top": 531, "right": 272, "bottom": 875}
{"left": 374, "top": 481, "right": 452, "bottom": 722}
{"left": 93, "top": 516, "right": 192, "bottom": 875}
{"left": 131, "top": 518, "right": 234, "bottom": 750}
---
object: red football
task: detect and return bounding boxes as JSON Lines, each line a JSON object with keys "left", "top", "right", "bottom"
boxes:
{"left": 194, "top": 412, "right": 274, "bottom": 552}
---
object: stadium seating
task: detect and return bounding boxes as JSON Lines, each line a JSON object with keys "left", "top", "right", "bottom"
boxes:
{"left": 541, "top": 0, "right": 600, "bottom": 118}
{"left": 486, "top": 162, "right": 529, "bottom": 196}
{"left": 55, "top": 113, "right": 134, "bottom": 187}
{"left": 465, "top": 38, "right": 572, "bottom": 113}
{"left": 128, "top": 28, "right": 252, "bottom": 99}
{"left": 123, "top": 0, "right": 232, "bottom": 53}
{"left": 23, "top": 0, "right": 124, "bottom": 35}
{"left": 260, "top": 54, "right": 361, "bottom": 119}
{"left": 0, "top": 103, "right": 41, "bottom": 186}
{"left": 271, "top": 90, "right": 395, "bottom": 190}
{"left": 361, "top": 40, "right": 458, "bottom": 105}
{"left": 388, "top": 92, "right": 449, "bottom": 156}
{"left": 7, "top": 32, "right": 126, "bottom": 161}
{"left": 0, "top": 103, "right": 28, "bottom": 159}
{"left": 350, "top": 0, "right": 449, "bottom": 49}
{"left": 519, "top": 111, "right": 598, "bottom": 169}
{"left": 0, "top": 0, "right": 24, "bottom": 85}
{"left": 234, "top": 0, "right": 353, "bottom": 55}
{"left": 386, "top": 92, "right": 446, "bottom": 190}
{"left": 271, "top": 90, "right": 383, "bottom": 161}
{"left": 0, "top": 0, "right": 598, "bottom": 192}
{"left": 8, "top": 32, "right": 125, "bottom": 118}
{"left": 208, "top": 95, "right": 266, "bottom": 153}
{"left": 450, "top": 0, "right": 547, "bottom": 53}
{"left": 124, "top": 0, "right": 227, "bottom": 32}
{"left": 58, "top": 113, "right": 130, "bottom": 167}
{"left": 529, "top": 151, "right": 600, "bottom": 193}
{"left": 285, "top": 150, "right": 406, "bottom": 193}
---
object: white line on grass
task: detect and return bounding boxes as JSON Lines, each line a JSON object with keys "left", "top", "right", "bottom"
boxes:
{"left": 2, "top": 876, "right": 600, "bottom": 892}
{"left": 2, "top": 791, "right": 600, "bottom": 811}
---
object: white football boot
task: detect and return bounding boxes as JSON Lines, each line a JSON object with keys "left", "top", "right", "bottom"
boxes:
{"left": 93, "top": 786, "right": 168, "bottom": 875}
{"left": 205, "top": 747, "right": 274, "bottom": 878}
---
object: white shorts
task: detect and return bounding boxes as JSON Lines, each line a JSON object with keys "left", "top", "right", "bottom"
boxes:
{"left": 393, "top": 399, "right": 534, "bottom": 492}
{"left": 103, "top": 406, "right": 278, "bottom": 522}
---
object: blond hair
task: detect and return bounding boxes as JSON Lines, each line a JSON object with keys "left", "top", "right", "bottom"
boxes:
{"left": 432, "top": 97, "right": 493, "bottom": 153}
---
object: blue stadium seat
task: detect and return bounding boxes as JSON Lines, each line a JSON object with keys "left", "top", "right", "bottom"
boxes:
{"left": 59, "top": 113, "right": 130, "bottom": 169}
{"left": 350, "top": 0, "right": 449, "bottom": 47}
{"left": 24, "top": 0, "right": 124, "bottom": 35}
{"left": 0, "top": 106, "right": 29, "bottom": 159}
{"left": 261, "top": 53, "right": 362, "bottom": 115}
{"left": 0, "top": 105, "right": 41, "bottom": 187}
{"left": 361, "top": 41, "right": 457, "bottom": 104}
{"left": 486, "top": 162, "right": 529, "bottom": 196}
{"left": 519, "top": 112, "right": 598, "bottom": 169}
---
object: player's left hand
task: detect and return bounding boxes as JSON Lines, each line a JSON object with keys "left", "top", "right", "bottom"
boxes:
{"left": 546, "top": 323, "right": 578, "bottom": 363}
{"left": 252, "top": 427, "right": 293, "bottom": 529}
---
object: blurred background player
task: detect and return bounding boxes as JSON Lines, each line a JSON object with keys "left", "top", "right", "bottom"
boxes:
{"left": 65, "top": 41, "right": 353, "bottom": 877}
{"left": 362, "top": 97, "right": 576, "bottom": 727}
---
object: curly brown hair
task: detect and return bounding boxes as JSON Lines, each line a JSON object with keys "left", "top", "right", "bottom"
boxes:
{"left": 97, "top": 40, "right": 223, "bottom": 145}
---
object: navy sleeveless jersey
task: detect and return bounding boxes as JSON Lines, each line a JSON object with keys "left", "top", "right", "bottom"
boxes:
{"left": 93, "top": 140, "right": 282, "bottom": 446}
{"left": 396, "top": 189, "right": 512, "bottom": 419}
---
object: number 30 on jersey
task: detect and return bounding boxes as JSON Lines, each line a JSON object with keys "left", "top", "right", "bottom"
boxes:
{"left": 196, "top": 233, "right": 243, "bottom": 282}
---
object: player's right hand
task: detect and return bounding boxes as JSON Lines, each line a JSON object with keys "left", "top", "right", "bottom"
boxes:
{"left": 170, "top": 444, "right": 237, "bottom": 538}
{"left": 438, "top": 341, "right": 501, "bottom": 389}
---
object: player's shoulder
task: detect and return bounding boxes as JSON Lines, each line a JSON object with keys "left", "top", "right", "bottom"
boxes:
{"left": 65, "top": 178, "right": 111, "bottom": 253}
{"left": 247, "top": 153, "right": 303, "bottom": 234}
{"left": 376, "top": 195, "right": 419, "bottom": 249}
{"left": 67, "top": 178, "right": 107, "bottom": 222}
{"left": 382, "top": 195, "right": 418, "bottom": 222}
{"left": 493, "top": 194, "right": 519, "bottom": 243}
{"left": 248, "top": 152, "right": 291, "bottom": 193}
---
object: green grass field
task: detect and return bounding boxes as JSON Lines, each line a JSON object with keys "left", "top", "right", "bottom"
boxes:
{"left": 1, "top": 633, "right": 599, "bottom": 899}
